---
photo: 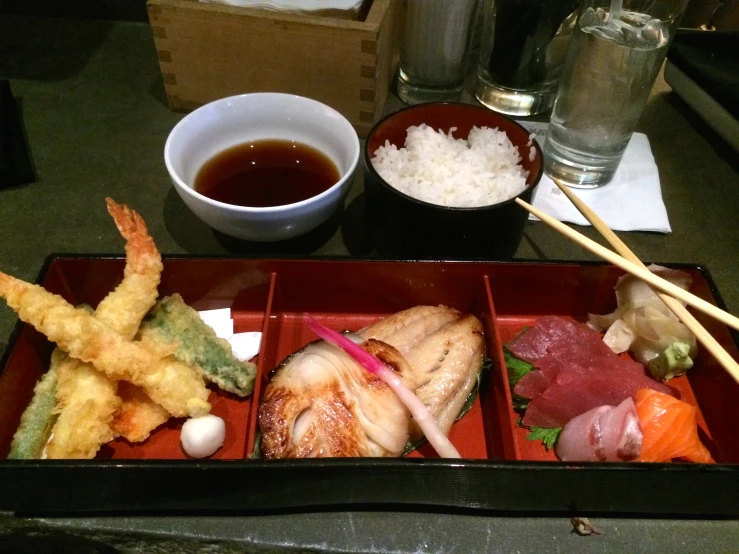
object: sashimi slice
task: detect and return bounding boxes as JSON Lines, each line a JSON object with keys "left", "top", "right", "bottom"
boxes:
{"left": 598, "top": 397, "right": 643, "bottom": 461}
{"left": 634, "top": 389, "right": 714, "bottom": 463}
{"left": 507, "top": 316, "right": 615, "bottom": 365}
{"left": 513, "top": 370, "right": 549, "bottom": 400}
{"left": 522, "top": 370, "right": 677, "bottom": 428}
{"left": 507, "top": 316, "right": 645, "bottom": 388}
{"left": 555, "top": 398, "right": 642, "bottom": 462}
{"left": 534, "top": 343, "right": 646, "bottom": 381}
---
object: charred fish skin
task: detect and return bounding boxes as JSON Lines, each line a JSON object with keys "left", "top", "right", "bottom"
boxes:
{"left": 139, "top": 294, "right": 257, "bottom": 397}
{"left": 259, "top": 340, "right": 411, "bottom": 459}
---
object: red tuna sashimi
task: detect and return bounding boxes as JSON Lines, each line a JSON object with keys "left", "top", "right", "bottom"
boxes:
{"left": 508, "top": 316, "right": 646, "bottom": 402}
{"left": 507, "top": 316, "right": 614, "bottom": 364}
{"left": 513, "top": 370, "right": 549, "bottom": 399}
{"left": 534, "top": 342, "right": 646, "bottom": 381}
{"left": 522, "top": 369, "right": 677, "bottom": 428}
{"left": 555, "top": 397, "right": 642, "bottom": 462}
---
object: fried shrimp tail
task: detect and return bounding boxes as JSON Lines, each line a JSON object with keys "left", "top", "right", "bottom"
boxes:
{"left": 0, "top": 272, "right": 210, "bottom": 418}
{"left": 96, "top": 198, "right": 164, "bottom": 338}
{"left": 47, "top": 200, "right": 167, "bottom": 457}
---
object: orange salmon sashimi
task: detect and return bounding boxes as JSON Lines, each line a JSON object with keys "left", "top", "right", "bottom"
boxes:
{"left": 634, "top": 388, "right": 714, "bottom": 464}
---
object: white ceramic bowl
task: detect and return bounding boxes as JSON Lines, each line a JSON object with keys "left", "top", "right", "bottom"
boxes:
{"left": 165, "top": 93, "right": 360, "bottom": 241}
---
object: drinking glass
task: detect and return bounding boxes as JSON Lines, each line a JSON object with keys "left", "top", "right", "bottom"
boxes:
{"left": 475, "top": 0, "right": 580, "bottom": 116}
{"left": 397, "top": 0, "right": 481, "bottom": 105}
{"left": 542, "top": 0, "right": 689, "bottom": 188}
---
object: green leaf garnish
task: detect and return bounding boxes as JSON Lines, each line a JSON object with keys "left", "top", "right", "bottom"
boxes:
{"left": 525, "top": 426, "right": 562, "bottom": 451}
{"left": 511, "top": 393, "right": 530, "bottom": 412}
{"left": 249, "top": 430, "right": 262, "bottom": 459}
{"left": 504, "top": 348, "right": 534, "bottom": 388}
{"left": 504, "top": 349, "right": 534, "bottom": 412}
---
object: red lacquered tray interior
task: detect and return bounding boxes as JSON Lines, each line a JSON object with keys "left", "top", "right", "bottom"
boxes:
{"left": 1, "top": 259, "right": 738, "bottom": 465}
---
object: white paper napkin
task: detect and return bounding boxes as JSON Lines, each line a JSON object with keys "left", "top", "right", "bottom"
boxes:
{"left": 200, "top": 0, "right": 363, "bottom": 15}
{"left": 519, "top": 122, "right": 672, "bottom": 233}
{"left": 198, "top": 309, "right": 262, "bottom": 362}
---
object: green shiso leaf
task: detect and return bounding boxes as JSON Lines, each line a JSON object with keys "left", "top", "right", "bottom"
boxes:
{"left": 505, "top": 348, "right": 534, "bottom": 388}
{"left": 524, "top": 426, "right": 563, "bottom": 451}
{"left": 504, "top": 348, "right": 534, "bottom": 412}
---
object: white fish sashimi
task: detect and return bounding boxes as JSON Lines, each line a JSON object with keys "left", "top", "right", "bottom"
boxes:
{"left": 555, "top": 398, "right": 643, "bottom": 462}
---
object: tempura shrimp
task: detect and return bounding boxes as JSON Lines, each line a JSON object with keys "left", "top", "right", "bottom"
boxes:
{"left": 95, "top": 198, "right": 164, "bottom": 338}
{"left": 0, "top": 272, "right": 210, "bottom": 418}
{"left": 46, "top": 199, "right": 166, "bottom": 458}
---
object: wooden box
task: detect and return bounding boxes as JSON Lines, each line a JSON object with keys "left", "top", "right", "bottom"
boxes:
{"left": 147, "top": 0, "right": 398, "bottom": 137}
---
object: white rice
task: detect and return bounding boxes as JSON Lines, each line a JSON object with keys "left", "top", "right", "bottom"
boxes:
{"left": 371, "top": 124, "right": 528, "bottom": 208}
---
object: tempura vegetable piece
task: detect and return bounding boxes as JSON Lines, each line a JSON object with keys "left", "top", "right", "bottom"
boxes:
{"left": 0, "top": 272, "right": 210, "bottom": 418}
{"left": 7, "top": 349, "right": 65, "bottom": 459}
{"left": 111, "top": 382, "right": 170, "bottom": 443}
{"left": 47, "top": 199, "right": 166, "bottom": 456}
{"left": 139, "top": 294, "right": 257, "bottom": 397}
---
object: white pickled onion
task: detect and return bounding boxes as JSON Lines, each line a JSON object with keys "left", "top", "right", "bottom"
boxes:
{"left": 304, "top": 314, "right": 461, "bottom": 459}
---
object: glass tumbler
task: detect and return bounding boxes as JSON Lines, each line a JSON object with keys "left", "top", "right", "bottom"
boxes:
{"left": 543, "top": 0, "right": 689, "bottom": 188}
{"left": 397, "top": 0, "right": 481, "bottom": 105}
{"left": 475, "top": 0, "right": 580, "bottom": 116}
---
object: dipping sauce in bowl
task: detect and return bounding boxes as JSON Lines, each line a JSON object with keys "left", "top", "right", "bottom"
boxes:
{"left": 164, "top": 93, "right": 360, "bottom": 242}
{"left": 194, "top": 140, "right": 340, "bottom": 208}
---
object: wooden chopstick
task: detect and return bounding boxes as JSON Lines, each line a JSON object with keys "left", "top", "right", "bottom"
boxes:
{"left": 548, "top": 178, "right": 739, "bottom": 384}
{"left": 515, "top": 198, "right": 739, "bottom": 333}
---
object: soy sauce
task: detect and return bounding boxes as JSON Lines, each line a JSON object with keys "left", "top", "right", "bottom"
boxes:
{"left": 194, "top": 139, "right": 340, "bottom": 208}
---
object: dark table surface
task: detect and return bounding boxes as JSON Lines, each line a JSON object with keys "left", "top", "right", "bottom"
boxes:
{"left": 0, "top": 13, "right": 738, "bottom": 553}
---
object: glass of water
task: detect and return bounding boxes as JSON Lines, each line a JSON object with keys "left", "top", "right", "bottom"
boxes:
{"left": 542, "top": 0, "right": 689, "bottom": 188}
{"left": 397, "top": 0, "right": 481, "bottom": 105}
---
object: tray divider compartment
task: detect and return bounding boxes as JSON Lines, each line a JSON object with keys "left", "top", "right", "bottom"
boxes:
{"left": 482, "top": 274, "right": 521, "bottom": 461}
{"left": 244, "top": 271, "right": 278, "bottom": 459}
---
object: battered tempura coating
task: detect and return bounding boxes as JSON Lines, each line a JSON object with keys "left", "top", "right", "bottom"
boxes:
{"left": 95, "top": 198, "right": 164, "bottom": 337}
{"left": 7, "top": 349, "right": 66, "bottom": 459}
{"left": 112, "top": 381, "right": 170, "bottom": 443}
{"left": 47, "top": 199, "right": 166, "bottom": 457}
{"left": 46, "top": 355, "right": 121, "bottom": 459}
{"left": 0, "top": 272, "right": 210, "bottom": 418}
{"left": 139, "top": 294, "right": 257, "bottom": 397}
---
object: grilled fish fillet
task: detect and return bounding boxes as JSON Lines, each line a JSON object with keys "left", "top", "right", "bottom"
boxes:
{"left": 259, "top": 339, "right": 411, "bottom": 459}
{"left": 360, "top": 306, "right": 485, "bottom": 440}
{"left": 259, "top": 306, "right": 485, "bottom": 458}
